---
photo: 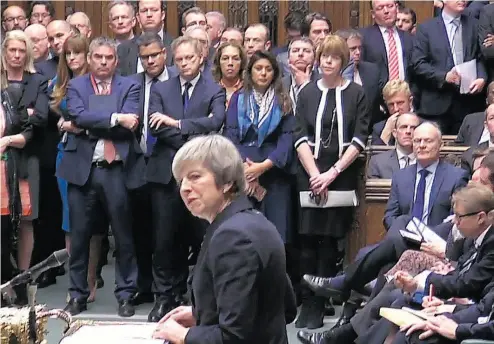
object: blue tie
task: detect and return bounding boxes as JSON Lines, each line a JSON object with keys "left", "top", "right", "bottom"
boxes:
{"left": 412, "top": 169, "right": 430, "bottom": 221}
{"left": 183, "top": 82, "right": 192, "bottom": 113}
{"left": 146, "top": 78, "right": 159, "bottom": 155}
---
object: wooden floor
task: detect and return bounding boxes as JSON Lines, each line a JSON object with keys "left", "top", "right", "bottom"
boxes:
{"left": 36, "top": 256, "right": 340, "bottom": 343}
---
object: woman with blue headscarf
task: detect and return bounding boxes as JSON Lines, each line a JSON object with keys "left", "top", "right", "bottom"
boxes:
{"left": 223, "top": 50, "right": 295, "bottom": 243}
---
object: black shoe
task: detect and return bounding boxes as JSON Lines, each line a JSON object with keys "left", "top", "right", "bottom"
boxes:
{"left": 64, "top": 299, "right": 87, "bottom": 316}
{"left": 132, "top": 292, "right": 154, "bottom": 306}
{"left": 320, "top": 323, "right": 357, "bottom": 344}
{"left": 324, "top": 299, "right": 335, "bottom": 316}
{"left": 174, "top": 294, "right": 188, "bottom": 306}
{"left": 297, "top": 330, "right": 327, "bottom": 344}
{"left": 118, "top": 300, "right": 135, "bottom": 317}
{"left": 148, "top": 300, "right": 174, "bottom": 322}
{"left": 330, "top": 301, "right": 358, "bottom": 330}
{"left": 295, "top": 297, "right": 312, "bottom": 328}
{"left": 306, "top": 296, "right": 325, "bottom": 330}
{"left": 37, "top": 271, "right": 57, "bottom": 288}
{"left": 96, "top": 276, "right": 104, "bottom": 289}
{"left": 302, "top": 274, "right": 343, "bottom": 300}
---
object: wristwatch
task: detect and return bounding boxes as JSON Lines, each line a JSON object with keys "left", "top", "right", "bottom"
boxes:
{"left": 333, "top": 165, "right": 342, "bottom": 174}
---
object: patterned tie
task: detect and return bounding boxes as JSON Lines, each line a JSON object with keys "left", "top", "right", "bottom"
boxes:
{"left": 182, "top": 82, "right": 192, "bottom": 113}
{"left": 402, "top": 156, "right": 409, "bottom": 168}
{"left": 99, "top": 81, "right": 117, "bottom": 163}
{"left": 146, "top": 78, "right": 159, "bottom": 155}
{"left": 458, "top": 244, "right": 478, "bottom": 275}
{"left": 386, "top": 28, "right": 400, "bottom": 80}
{"left": 452, "top": 18, "right": 464, "bottom": 65}
{"left": 412, "top": 169, "right": 430, "bottom": 221}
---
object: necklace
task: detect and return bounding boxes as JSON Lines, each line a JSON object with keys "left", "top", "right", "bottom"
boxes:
{"left": 321, "top": 108, "right": 336, "bottom": 149}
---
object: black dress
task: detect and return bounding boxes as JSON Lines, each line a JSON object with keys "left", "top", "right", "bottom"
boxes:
{"left": 294, "top": 80, "right": 370, "bottom": 238}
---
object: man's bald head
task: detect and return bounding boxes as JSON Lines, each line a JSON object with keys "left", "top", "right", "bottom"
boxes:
{"left": 67, "top": 12, "right": 92, "bottom": 38}
{"left": 25, "top": 23, "right": 50, "bottom": 61}
{"left": 413, "top": 121, "right": 442, "bottom": 167}
{"left": 2, "top": 6, "right": 27, "bottom": 31}
{"left": 46, "top": 20, "right": 73, "bottom": 56}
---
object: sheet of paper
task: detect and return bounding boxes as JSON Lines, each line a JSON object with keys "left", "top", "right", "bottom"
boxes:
{"left": 379, "top": 308, "right": 424, "bottom": 327}
{"left": 455, "top": 59, "right": 477, "bottom": 94}
{"left": 61, "top": 324, "right": 163, "bottom": 344}
{"left": 299, "top": 190, "right": 358, "bottom": 208}
{"left": 407, "top": 218, "right": 447, "bottom": 247}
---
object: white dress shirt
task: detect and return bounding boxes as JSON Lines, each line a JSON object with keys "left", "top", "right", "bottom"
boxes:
{"left": 137, "top": 28, "right": 164, "bottom": 73}
{"left": 414, "top": 160, "right": 439, "bottom": 224}
{"left": 141, "top": 68, "right": 170, "bottom": 153}
{"left": 442, "top": 11, "right": 462, "bottom": 66}
{"left": 480, "top": 127, "right": 490, "bottom": 145}
{"left": 353, "top": 69, "right": 362, "bottom": 86}
{"left": 180, "top": 72, "right": 200, "bottom": 99}
{"left": 91, "top": 78, "right": 121, "bottom": 162}
{"left": 396, "top": 147, "right": 416, "bottom": 169}
{"left": 379, "top": 25, "right": 405, "bottom": 80}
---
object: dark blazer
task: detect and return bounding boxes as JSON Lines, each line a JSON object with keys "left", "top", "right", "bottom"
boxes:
{"left": 360, "top": 24, "right": 414, "bottom": 83}
{"left": 456, "top": 111, "right": 486, "bottom": 146}
{"left": 461, "top": 141, "right": 488, "bottom": 176}
{"left": 56, "top": 74, "right": 146, "bottom": 190}
{"left": 34, "top": 56, "right": 58, "bottom": 80}
{"left": 367, "top": 149, "right": 400, "bottom": 179}
{"left": 358, "top": 60, "right": 386, "bottom": 124}
{"left": 383, "top": 161, "right": 469, "bottom": 230}
{"left": 370, "top": 119, "right": 395, "bottom": 146}
{"left": 426, "top": 226, "right": 494, "bottom": 303}
{"left": 479, "top": 3, "right": 494, "bottom": 81}
{"left": 146, "top": 74, "right": 226, "bottom": 185}
{"left": 117, "top": 31, "right": 175, "bottom": 76}
{"left": 434, "top": 1, "right": 489, "bottom": 19}
{"left": 412, "top": 14, "right": 487, "bottom": 117}
{"left": 129, "top": 66, "right": 179, "bottom": 140}
{"left": 185, "top": 195, "right": 291, "bottom": 344}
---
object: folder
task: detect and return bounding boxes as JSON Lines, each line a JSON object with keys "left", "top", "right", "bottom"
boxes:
{"left": 299, "top": 190, "right": 358, "bottom": 208}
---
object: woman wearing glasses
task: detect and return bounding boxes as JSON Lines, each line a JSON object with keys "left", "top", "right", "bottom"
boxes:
{"left": 293, "top": 35, "right": 370, "bottom": 329}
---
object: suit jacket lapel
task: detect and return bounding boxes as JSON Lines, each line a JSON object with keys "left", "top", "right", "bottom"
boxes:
{"left": 18, "top": 73, "right": 31, "bottom": 108}
{"left": 186, "top": 75, "right": 205, "bottom": 118}
{"left": 437, "top": 17, "right": 455, "bottom": 68}
{"left": 171, "top": 77, "right": 184, "bottom": 118}
{"left": 460, "top": 14, "right": 471, "bottom": 59}
{"left": 391, "top": 150, "right": 400, "bottom": 172}
{"left": 397, "top": 30, "right": 407, "bottom": 70}
{"left": 372, "top": 24, "right": 388, "bottom": 64}
{"left": 129, "top": 41, "right": 139, "bottom": 74}
{"left": 428, "top": 162, "right": 446, "bottom": 215}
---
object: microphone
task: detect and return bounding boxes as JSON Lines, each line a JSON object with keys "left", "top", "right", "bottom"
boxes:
{"left": 1, "top": 249, "right": 69, "bottom": 289}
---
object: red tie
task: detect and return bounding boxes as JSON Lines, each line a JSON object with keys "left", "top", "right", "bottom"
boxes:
{"left": 99, "top": 81, "right": 117, "bottom": 163}
{"left": 386, "top": 28, "right": 400, "bottom": 80}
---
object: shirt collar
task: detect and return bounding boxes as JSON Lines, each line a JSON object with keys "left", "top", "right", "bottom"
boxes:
{"left": 396, "top": 147, "right": 415, "bottom": 161}
{"left": 378, "top": 25, "right": 396, "bottom": 35}
{"left": 475, "top": 226, "right": 491, "bottom": 248}
{"left": 489, "top": 139, "right": 494, "bottom": 149}
{"left": 442, "top": 10, "right": 460, "bottom": 25}
{"left": 417, "top": 160, "right": 439, "bottom": 175}
{"left": 94, "top": 76, "right": 112, "bottom": 86}
{"left": 145, "top": 67, "right": 169, "bottom": 84}
{"left": 180, "top": 72, "right": 201, "bottom": 89}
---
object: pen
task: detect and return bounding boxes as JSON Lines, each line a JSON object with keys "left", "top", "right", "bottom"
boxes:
{"left": 429, "top": 284, "right": 434, "bottom": 302}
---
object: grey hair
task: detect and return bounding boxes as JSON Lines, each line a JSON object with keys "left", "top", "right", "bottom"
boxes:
{"left": 108, "top": 0, "right": 135, "bottom": 19}
{"left": 206, "top": 11, "right": 226, "bottom": 29}
{"left": 172, "top": 135, "right": 246, "bottom": 196}
{"left": 414, "top": 121, "right": 442, "bottom": 141}
{"left": 171, "top": 35, "right": 202, "bottom": 57}
{"left": 88, "top": 36, "right": 118, "bottom": 56}
{"left": 185, "top": 25, "right": 210, "bottom": 47}
{"left": 288, "top": 36, "right": 315, "bottom": 54}
{"left": 334, "top": 28, "right": 362, "bottom": 42}
{"left": 67, "top": 11, "right": 92, "bottom": 29}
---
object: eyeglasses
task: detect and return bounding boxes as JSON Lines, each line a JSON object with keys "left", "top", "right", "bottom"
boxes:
{"left": 31, "top": 13, "right": 50, "bottom": 19}
{"left": 3, "top": 16, "right": 27, "bottom": 23}
{"left": 455, "top": 211, "right": 482, "bottom": 219}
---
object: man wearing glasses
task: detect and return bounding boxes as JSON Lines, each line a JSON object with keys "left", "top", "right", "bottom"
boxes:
{"left": 2, "top": 6, "right": 27, "bottom": 32}
{"left": 25, "top": 23, "right": 51, "bottom": 62}
{"left": 28, "top": 1, "right": 54, "bottom": 27}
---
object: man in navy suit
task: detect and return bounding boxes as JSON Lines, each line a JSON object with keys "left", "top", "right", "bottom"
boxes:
{"left": 413, "top": 0, "right": 487, "bottom": 134}
{"left": 127, "top": 32, "right": 178, "bottom": 306}
{"left": 146, "top": 35, "right": 226, "bottom": 322}
{"left": 360, "top": 0, "right": 414, "bottom": 85}
{"left": 384, "top": 122, "right": 469, "bottom": 230}
{"left": 58, "top": 37, "right": 145, "bottom": 317}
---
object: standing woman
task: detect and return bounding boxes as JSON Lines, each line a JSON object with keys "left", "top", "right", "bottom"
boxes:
{"left": 211, "top": 42, "right": 246, "bottom": 107}
{"left": 50, "top": 34, "right": 103, "bottom": 302}
{"left": 1, "top": 30, "right": 49, "bottom": 275}
{"left": 223, "top": 50, "right": 295, "bottom": 243}
{"left": 293, "top": 35, "right": 370, "bottom": 329}
{"left": 0, "top": 62, "right": 33, "bottom": 289}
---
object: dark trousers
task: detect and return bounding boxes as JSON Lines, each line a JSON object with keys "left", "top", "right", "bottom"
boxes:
{"left": 68, "top": 164, "right": 137, "bottom": 302}
{"left": 150, "top": 182, "right": 206, "bottom": 300}
{"left": 130, "top": 183, "right": 153, "bottom": 294}
{"left": 32, "top": 166, "right": 64, "bottom": 266}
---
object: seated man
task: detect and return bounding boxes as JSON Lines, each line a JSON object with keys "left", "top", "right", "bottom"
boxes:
{"left": 371, "top": 80, "right": 414, "bottom": 146}
{"left": 383, "top": 122, "right": 468, "bottom": 230}
{"left": 461, "top": 104, "right": 494, "bottom": 176}
{"left": 456, "top": 81, "right": 494, "bottom": 146}
{"left": 368, "top": 113, "right": 419, "bottom": 179}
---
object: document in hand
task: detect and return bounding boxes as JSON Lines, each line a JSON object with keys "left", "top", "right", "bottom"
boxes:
{"left": 60, "top": 323, "right": 163, "bottom": 344}
{"left": 455, "top": 59, "right": 477, "bottom": 94}
{"left": 299, "top": 190, "right": 358, "bottom": 208}
{"left": 379, "top": 307, "right": 432, "bottom": 327}
{"left": 401, "top": 218, "right": 447, "bottom": 246}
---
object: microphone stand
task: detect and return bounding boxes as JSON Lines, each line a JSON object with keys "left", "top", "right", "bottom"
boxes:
{"left": 27, "top": 278, "right": 37, "bottom": 344}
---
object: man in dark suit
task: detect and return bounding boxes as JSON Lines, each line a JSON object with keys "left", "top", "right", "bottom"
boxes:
{"left": 117, "top": 0, "right": 174, "bottom": 76}
{"left": 413, "top": 0, "right": 487, "bottom": 134}
{"left": 384, "top": 122, "right": 469, "bottom": 230}
{"left": 127, "top": 32, "right": 178, "bottom": 306}
{"left": 146, "top": 35, "right": 226, "bottom": 322}
{"left": 360, "top": 0, "right": 414, "bottom": 85}
{"left": 435, "top": 0, "right": 489, "bottom": 19}
{"left": 184, "top": 26, "right": 213, "bottom": 78}
{"left": 456, "top": 81, "right": 494, "bottom": 146}
{"left": 58, "top": 37, "right": 145, "bottom": 317}
{"left": 336, "top": 28, "right": 386, "bottom": 124}
{"left": 478, "top": 3, "right": 494, "bottom": 82}
{"left": 368, "top": 113, "right": 420, "bottom": 179}
{"left": 275, "top": 11, "right": 305, "bottom": 75}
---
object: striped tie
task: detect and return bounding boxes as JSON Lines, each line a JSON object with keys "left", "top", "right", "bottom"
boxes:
{"left": 458, "top": 245, "right": 478, "bottom": 275}
{"left": 387, "top": 28, "right": 400, "bottom": 80}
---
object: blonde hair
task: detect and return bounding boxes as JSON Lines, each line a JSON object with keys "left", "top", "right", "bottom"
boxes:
{"left": 452, "top": 182, "right": 494, "bottom": 218}
{"left": 382, "top": 79, "right": 411, "bottom": 102}
{"left": 1, "top": 30, "right": 36, "bottom": 74}
{"left": 316, "top": 35, "right": 349, "bottom": 71}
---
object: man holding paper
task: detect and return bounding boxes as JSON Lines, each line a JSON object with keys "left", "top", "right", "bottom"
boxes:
{"left": 412, "top": 0, "right": 486, "bottom": 134}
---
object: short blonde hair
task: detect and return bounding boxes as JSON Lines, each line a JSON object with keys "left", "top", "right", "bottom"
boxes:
{"left": 1, "top": 30, "right": 36, "bottom": 74}
{"left": 172, "top": 135, "right": 246, "bottom": 197}
{"left": 316, "top": 35, "right": 349, "bottom": 71}
{"left": 452, "top": 182, "right": 494, "bottom": 215}
{"left": 382, "top": 79, "right": 411, "bottom": 102}
{"left": 171, "top": 36, "right": 202, "bottom": 57}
